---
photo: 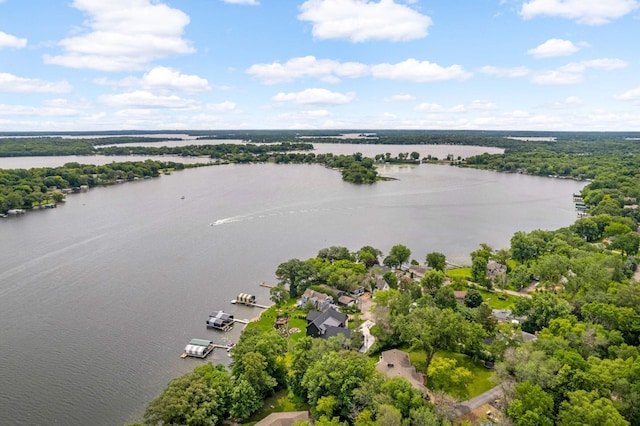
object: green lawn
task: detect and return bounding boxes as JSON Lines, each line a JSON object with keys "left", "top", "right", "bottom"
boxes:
{"left": 405, "top": 348, "right": 496, "bottom": 400}
{"left": 244, "top": 299, "right": 308, "bottom": 341}
{"left": 446, "top": 267, "right": 471, "bottom": 280}
{"left": 473, "top": 287, "right": 516, "bottom": 310}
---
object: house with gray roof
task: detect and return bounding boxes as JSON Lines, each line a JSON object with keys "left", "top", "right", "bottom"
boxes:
{"left": 306, "top": 307, "right": 350, "bottom": 339}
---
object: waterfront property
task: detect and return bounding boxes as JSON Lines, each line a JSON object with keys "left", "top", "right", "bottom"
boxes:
{"left": 206, "top": 311, "right": 234, "bottom": 331}
{"left": 306, "top": 307, "right": 350, "bottom": 339}
{"left": 183, "top": 339, "right": 215, "bottom": 358}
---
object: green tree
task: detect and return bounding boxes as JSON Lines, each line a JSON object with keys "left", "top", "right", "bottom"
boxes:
{"left": 396, "top": 306, "right": 483, "bottom": 370}
{"left": 513, "top": 292, "right": 573, "bottom": 333}
{"left": 571, "top": 217, "right": 600, "bottom": 242}
{"left": 269, "top": 284, "right": 289, "bottom": 308}
{"left": 228, "top": 378, "right": 262, "bottom": 420}
{"left": 144, "top": 364, "right": 231, "bottom": 426}
{"left": 275, "top": 258, "right": 317, "bottom": 297}
{"left": 609, "top": 233, "right": 640, "bottom": 257}
{"left": 384, "top": 245, "right": 412, "bottom": 269}
{"left": 557, "top": 390, "right": 629, "bottom": 426}
{"left": 471, "top": 256, "right": 489, "bottom": 287}
{"left": 357, "top": 245, "right": 382, "bottom": 268}
{"left": 475, "top": 303, "right": 497, "bottom": 334}
{"left": 427, "top": 357, "right": 472, "bottom": 391}
{"left": 301, "top": 350, "right": 375, "bottom": 418}
{"left": 425, "top": 252, "right": 446, "bottom": 271}
{"left": 511, "top": 232, "right": 538, "bottom": 264}
{"left": 318, "top": 246, "right": 353, "bottom": 262}
{"left": 420, "top": 270, "right": 445, "bottom": 295}
{"left": 463, "top": 288, "right": 483, "bottom": 308}
{"left": 506, "top": 382, "right": 555, "bottom": 426}
{"left": 434, "top": 286, "right": 457, "bottom": 310}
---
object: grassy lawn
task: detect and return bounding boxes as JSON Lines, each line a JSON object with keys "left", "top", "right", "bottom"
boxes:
{"left": 473, "top": 288, "right": 516, "bottom": 310}
{"left": 244, "top": 299, "right": 308, "bottom": 342}
{"left": 446, "top": 267, "right": 471, "bottom": 280}
{"left": 405, "top": 347, "right": 496, "bottom": 401}
{"left": 240, "top": 388, "right": 308, "bottom": 426}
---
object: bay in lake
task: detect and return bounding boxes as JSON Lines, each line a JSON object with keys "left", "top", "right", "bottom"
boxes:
{"left": 0, "top": 155, "right": 584, "bottom": 425}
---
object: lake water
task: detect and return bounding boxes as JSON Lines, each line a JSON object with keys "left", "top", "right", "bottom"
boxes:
{"left": 0, "top": 153, "right": 584, "bottom": 425}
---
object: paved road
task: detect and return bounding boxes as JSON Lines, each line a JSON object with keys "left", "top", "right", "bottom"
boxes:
{"left": 454, "top": 385, "right": 503, "bottom": 416}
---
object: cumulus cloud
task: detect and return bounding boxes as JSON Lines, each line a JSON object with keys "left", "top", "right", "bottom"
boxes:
{"left": 0, "top": 73, "right": 72, "bottom": 93}
{"left": 95, "top": 67, "right": 210, "bottom": 94}
{"left": 531, "top": 70, "right": 584, "bottom": 85}
{"left": 559, "top": 58, "right": 627, "bottom": 72}
{"left": 0, "top": 31, "right": 27, "bottom": 49}
{"left": 272, "top": 88, "right": 356, "bottom": 105}
{"left": 298, "top": 0, "right": 432, "bottom": 42}
{"left": 371, "top": 59, "right": 472, "bottom": 82}
{"left": 615, "top": 86, "right": 640, "bottom": 103}
{"left": 528, "top": 38, "right": 579, "bottom": 58}
{"left": 99, "top": 90, "right": 197, "bottom": 109}
{"left": 520, "top": 0, "right": 639, "bottom": 25}
{"left": 247, "top": 56, "right": 368, "bottom": 84}
{"left": 414, "top": 103, "right": 444, "bottom": 112}
{"left": 478, "top": 66, "right": 530, "bottom": 78}
{"left": 44, "top": 0, "right": 194, "bottom": 71}
{"left": 531, "top": 58, "right": 626, "bottom": 85}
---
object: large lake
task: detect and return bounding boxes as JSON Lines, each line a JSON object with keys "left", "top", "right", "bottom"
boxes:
{"left": 0, "top": 148, "right": 585, "bottom": 425}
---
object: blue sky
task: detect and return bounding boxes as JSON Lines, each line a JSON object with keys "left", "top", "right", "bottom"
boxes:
{"left": 0, "top": 0, "right": 639, "bottom": 131}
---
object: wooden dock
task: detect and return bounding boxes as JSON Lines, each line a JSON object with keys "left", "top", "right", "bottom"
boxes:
{"left": 233, "top": 318, "right": 250, "bottom": 324}
{"left": 230, "top": 300, "right": 271, "bottom": 309}
{"left": 259, "top": 282, "right": 274, "bottom": 288}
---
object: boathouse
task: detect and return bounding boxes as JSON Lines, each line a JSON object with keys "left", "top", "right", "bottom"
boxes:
{"left": 184, "top": 339, "right": 215, "bottom": 358}
{"left": 206, "top": 311, "right": 234, "bottom": 330}
{"left": 236, "top": 293, "right": 256, "bottom": 305}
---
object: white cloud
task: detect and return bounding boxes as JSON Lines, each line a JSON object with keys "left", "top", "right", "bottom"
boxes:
{"left": 385, "top": 94, "right": 416, "bottom": 102}
{"left": 205, "top": 101, "right": 238, "bottom": 112}
{"left": 532, "top": 58, "right": 626, "bottom": 85}
{"left": 99, "top": 90, "right": 197, "bottom": 109}
{"left": 278, "top": 110, "right": 331, "bottom": 120}
{"left": 44, "top": 0, "right": 193, "bottom": 71}
{"left": 95, "top": 67, "right": 210, "bottom": 94}
{"left": 550, "top": 96, "right": 583, "bottom": 108}
{"left": 247, "top": 56, "right": 368, "bottom": 84}
{"left": 531, "top": 70, "right": 583, "bottom": 85}
{"left": 371, "top": 59, "right": 472, "bottom": 82}
{"left": 520, "top": 0, "right": 639, "bottom": 25}
{"left": 615, "top": 86, "right": 640, "bottom": 103}
{"left": 414, "top": 103, "right": 444, "bottom": 112}
{"left": 527, "top": 38, "right": 579, "bottom": 58}
{"left": 0, "top": 31, "right": 27, "bottom": 49}
{"left": 557, "top": 58, "right": 627, "bottom": 73}
{"left": 298, "top": 0, "right": 432, "bottom": 42}
{"left": 479, "top": 66, "right": 530, "bottom": 78}
{"left": 222, "top": 0, "right": 259, "bottom": 4}
{"left": 449, "top": 100, "right": 496, "bottom": 113}
{"left": 0, "top": 73, "right": 72, "bottom": 93}
{"left": 272, "top": 88, "right": 356, "bottom": 105}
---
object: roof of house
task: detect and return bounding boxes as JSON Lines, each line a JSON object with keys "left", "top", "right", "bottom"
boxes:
{"left": 306, "top": 307, "right": 350, "bottom": 339}
{"left": 453, "top": 291, "right": 467, "bottom": 300}
{"left": 376, "top": 349, "right": 428, "bottom": 395}
{"left": 301, "top": 288, "right": 332, "bottom": 302}
{"left": 254, "top": 411, "right": 309, "bottom": 426}
{"left": 338, "top": 295, "right": 356, "bottom": 305}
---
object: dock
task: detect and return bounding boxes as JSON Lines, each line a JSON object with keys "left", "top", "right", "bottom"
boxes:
{"left": 181, "top": 341, "right": 236, "bottom": 358}
{"left": 259, "top": 282, "right": 274, "bottom": 288}
{"left": 230, "top": 300, "right": 271, "bottom": 309}
{"left": 233, "top": 318, "right": 250, "bottom": 324}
